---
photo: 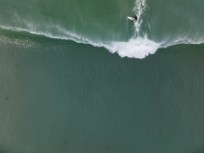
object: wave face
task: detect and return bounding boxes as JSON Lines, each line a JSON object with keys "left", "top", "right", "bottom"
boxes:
{"left": 0, "top": 0, "right": 204, "bottom": 58}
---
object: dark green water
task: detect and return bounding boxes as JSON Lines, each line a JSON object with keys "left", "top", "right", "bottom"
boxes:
{"left": 0, "top": 0, "right": 204, "bottom": 152}
{"left": 1, "top": 36, "right": 204, "bottom": 153}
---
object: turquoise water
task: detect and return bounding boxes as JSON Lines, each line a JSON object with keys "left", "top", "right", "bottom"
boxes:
{"left": 0, "top": 0, "right": 204, "bottom": 152}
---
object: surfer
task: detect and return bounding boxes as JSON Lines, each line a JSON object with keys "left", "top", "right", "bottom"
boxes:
{"left": 133, "top": 15, "right": 137, "bottom": 21}
{"left": 127, "top": 15, "right": 138, "bottom": 22}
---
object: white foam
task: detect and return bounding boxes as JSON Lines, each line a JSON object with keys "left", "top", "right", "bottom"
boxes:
{"left": 107, "top": 37, "right": 160, "bottom": 59}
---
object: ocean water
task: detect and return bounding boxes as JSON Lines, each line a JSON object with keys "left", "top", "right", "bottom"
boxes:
{"left": 0, "top": 0, "right": 204, "bottom": 153}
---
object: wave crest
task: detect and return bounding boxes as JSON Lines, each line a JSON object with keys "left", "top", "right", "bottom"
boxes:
{"left": 0, "top": 25, "right": 160, "bottom": 59}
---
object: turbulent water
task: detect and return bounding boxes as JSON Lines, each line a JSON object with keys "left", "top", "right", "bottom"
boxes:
{"left": 0, "top": 0, "right": 203, "bottom": 58}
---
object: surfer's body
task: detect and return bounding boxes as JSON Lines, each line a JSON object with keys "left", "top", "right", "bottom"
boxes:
{"left": 133, "top": 15, "right": 137, "bottom": 21}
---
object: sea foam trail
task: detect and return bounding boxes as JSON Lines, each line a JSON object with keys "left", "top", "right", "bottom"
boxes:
{"left": 133, "top": 0, "right": 147, "bottom": 35}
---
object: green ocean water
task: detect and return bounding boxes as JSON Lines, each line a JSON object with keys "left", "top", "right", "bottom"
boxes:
{"left": 0, "top": 0, "right": 204, "bottom": 152}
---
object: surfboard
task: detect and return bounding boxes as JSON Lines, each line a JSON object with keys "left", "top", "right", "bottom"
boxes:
{"left": 127, "top": 16, "right": 135, "bottom": 21}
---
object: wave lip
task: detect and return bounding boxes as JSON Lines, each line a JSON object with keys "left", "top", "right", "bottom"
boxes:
{"left": 107, "top": 37, "right": 161, "bottom": 59}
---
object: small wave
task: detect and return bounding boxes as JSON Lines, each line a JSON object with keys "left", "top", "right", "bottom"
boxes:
{"left": 0, "top": 25, "right": 96, "bottom": 45}
{"left": 0, "top": 25, "right": 161, "bottom": 59}
{"left": 1, "top": 24, "right": 203, "bottom": 59}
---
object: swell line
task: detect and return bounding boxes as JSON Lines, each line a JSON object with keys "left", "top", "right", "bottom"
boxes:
{"left": 0, "top": 24, "right": 161, "bottom": 59}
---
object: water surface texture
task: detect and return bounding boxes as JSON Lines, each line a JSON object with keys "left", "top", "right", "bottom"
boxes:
{"left": 0, "top": 0, "right": 204, "bottom": 153}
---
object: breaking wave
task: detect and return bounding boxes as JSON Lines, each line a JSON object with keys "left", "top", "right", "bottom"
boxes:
{"left": 0, "top": 24, "right": 160, "bottom": 59}
{"left": 0, "top": 0, "right": 204, "bottom": 58}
